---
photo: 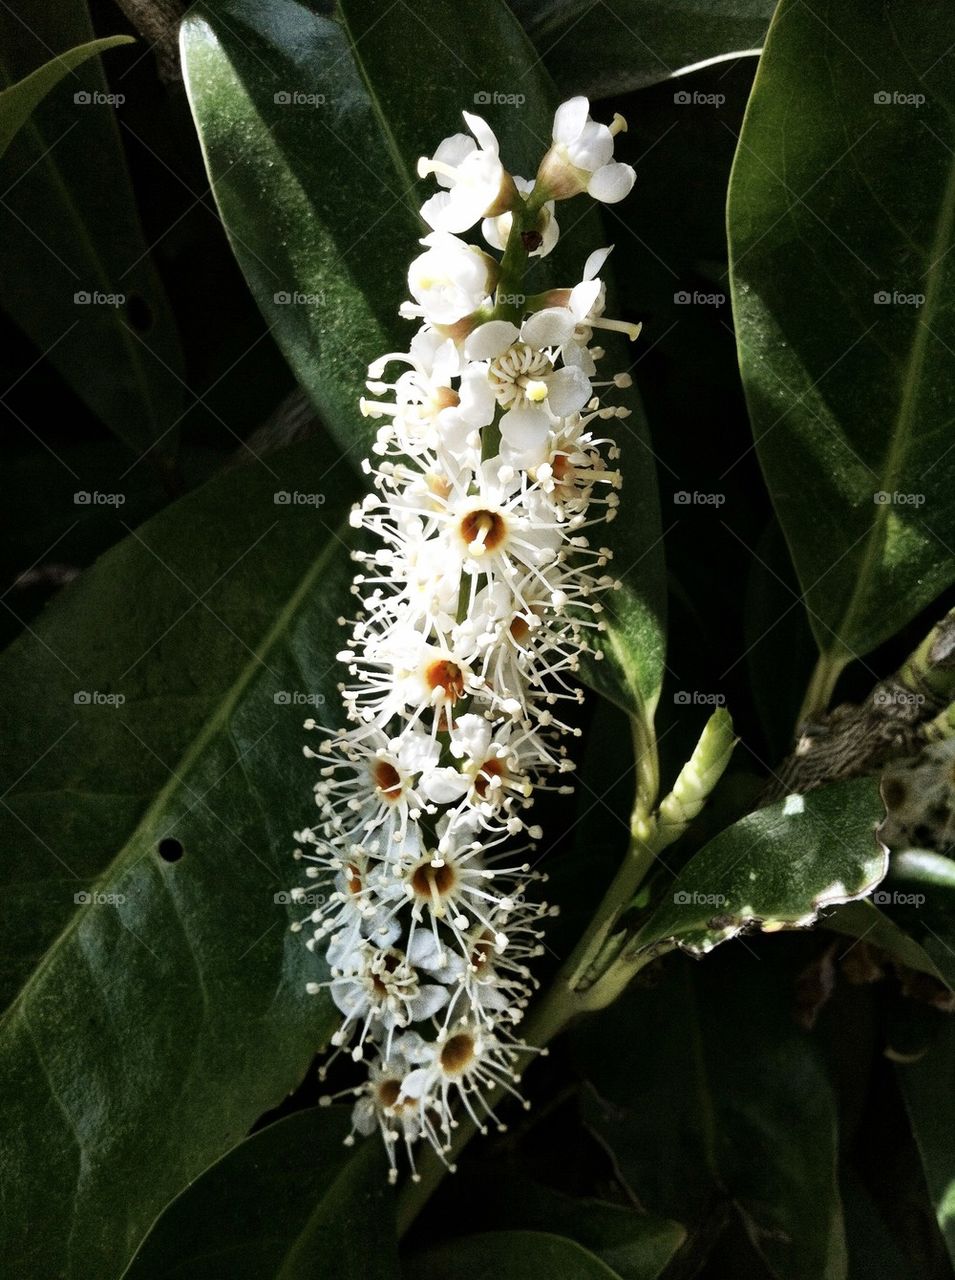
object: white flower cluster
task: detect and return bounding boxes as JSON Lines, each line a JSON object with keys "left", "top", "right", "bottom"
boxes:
{"left": 290, "top": 98, "right": 639, "bottom": 1182}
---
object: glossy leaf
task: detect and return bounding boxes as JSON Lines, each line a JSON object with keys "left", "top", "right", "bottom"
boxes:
{"left": 512, "top": 0, "right": 773, "bottom": 96}
{"left": 124, "top": 1107, "right": 399, "bottom": 1280}
{"left": 0, "top": 35, "right": 132, "bottom": 156}
{"left": 728, "top": 0, "right": 955, "bottom": 678}
{"left": 0, "top": 3, "right": 183, "bottom": 468}
{"left": 577, "top": 951, "right": 848, "bottom": 1279}
{"left": 409, "top": 1231, "right": 624, "bottom": 1280}
{"left": 181, "top": 0, "right": 665, "bottom": 724}
{"left": 897, "top": 1018, "right": 955, "bottom": 1270}
{"left": 456, "top": 1169, "right": 686, "bottom": 1280}
{"left": 0, "top": 437, "right": 359, "bottom": 1280}
{"left": 824, "top": 900, "right": 954, "bottom": 991}
{"left": 634, "top": 779, "right": 888, "bottom": 956}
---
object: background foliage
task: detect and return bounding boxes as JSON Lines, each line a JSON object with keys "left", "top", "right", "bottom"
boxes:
{"left": 1, "top": 1, "right": 954, "bottom": 1277}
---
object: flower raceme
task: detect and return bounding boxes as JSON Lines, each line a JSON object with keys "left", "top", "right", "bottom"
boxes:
{"left": 290, "top": 97, "right": 639, "bottom": 1183}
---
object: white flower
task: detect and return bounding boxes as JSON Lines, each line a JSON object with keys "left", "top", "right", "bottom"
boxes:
{"left": 418, "top": 113, "right": 514, "bottom": 233}
{"left": 537, "top": 96, "right": 635, "bottom": 203}
{"left": 292, "top": 98, "right": 637, "bottom": 1185}
{"left": 482, "top": 175, "right": 559, "bottom": 257}
{"left": 406, "top": 232, "right": 496, "bottom": 325}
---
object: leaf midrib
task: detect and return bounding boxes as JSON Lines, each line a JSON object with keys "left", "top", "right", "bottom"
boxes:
{"left": 829, "top": 111, "right": 955, "bottom": 656}
{"left": 0, "top": 518, "right": 347, "bottom": 1036}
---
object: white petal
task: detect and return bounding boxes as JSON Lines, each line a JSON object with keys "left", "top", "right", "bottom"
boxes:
{"left": 429, "top": 133, "right": 475, "bottom": 185}
{"left": 419, "top": 191, "right": 455, "bottom": 232}
{"left": 583, "top": 245, "right": 613, "bottom": 280}
{"left": 398, "top": 1067, "right": 432, "bottom": 1100}
{"left": 500, "top": 404, "right": 551, "bottom": 451}
{"left": 522, "top": 307, "right": 577, "bottom": 348}
{"left": 481, "top": 213, "right": 508, "bottom": 251}
{"left": 552, "top": 95, "right": 589, "bottom": 143}
{"left": 450, "top": 712, "right": 492, "bottom": 760}
{"left": 409, "top": 985, "right": 450, "bottom": 1021}
{"left": 569, "top": 279, "right": 601, "bottom": 320}
{"left": 547, "top": 365, "right": 591, "bottom": 415}
{"left": 421, "top": 766, "right": 471, "bottom": 804}
{"left": 465, "top": 320, "right": 519, "bottom": 361}
{"left": 588, "top": 161, "right": 636, "bottom": 204}
{"left": 462, "top": 111, "right": 499, "bottom": 155}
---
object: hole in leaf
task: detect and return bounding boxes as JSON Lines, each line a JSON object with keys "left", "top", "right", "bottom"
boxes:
{"left": 158, "top": 837, "right": 184, "bottom": 863}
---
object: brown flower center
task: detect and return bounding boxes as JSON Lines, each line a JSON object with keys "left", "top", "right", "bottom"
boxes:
{"left": 440, "top": 1032, "right": 476, "bottom": 1074}
{"left": 470, "top": 930, "right": 495, "bottom": 972}
{"left": 377, "top": 1078, "right": 402, "bottom": 1109}
{"left": 373, "top": 759, "right": 403, "bottom": 802}
{"left": 345, "top": 864, "right": 362, "bottom": 896}
{"left": 411, "top": 860, "right": 457, "bottom": 904}
{"left": 509, "top": 614, "right": 531, "bottom": 643}
{"left": 426, "top": 659, "right": 466, "bottom": 703}
{"left": 474, "top": 756, "right": 505, "bottom": 799}
{"left": 459, "top": 508, "right": 507, "bottom": 554}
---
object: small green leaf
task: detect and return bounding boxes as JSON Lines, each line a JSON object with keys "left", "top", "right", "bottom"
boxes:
{"left": 0, "top": 4, "right": 183, "bottom": 467}
{"left": 409, "top": 1231, "right": 625, "bottom": 1280}
{"left": 728, "top": 0, "right": 955, "bottom": 682}
{"left": 0, "top": 35, "right": 132, "bottom": 156}
{"left": 897, "top": 1018, "right": 955, "bottom": 1271}
{"left": 124, "top": 1107, "right": 399, "bottom": 1280}
{"left": 634, "top": 779, "right": 888, "bottom": 956}
{"left": 511, "top": 0, "right": 774, "bottom": 95}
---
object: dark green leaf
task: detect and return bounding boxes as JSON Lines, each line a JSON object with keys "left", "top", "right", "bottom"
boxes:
{"left": 634, "top": 779, "right": 888, "bottom": 955}
{"left": 577, "top": 950, "right": 848, "bottom": 1279}
{"left": 512, "top": 0, "right": 774, "bottom": 96}
{"left": 0, "top": 437, "right": 359, "bottom": 1280}
{"left": 408, "top": 1230, "right": 623, "bottom": 1280}
{"left": 0, "top": 3, "right": 183, "bottom": 466}
{"left": 896, "top": 1017, "right": 955, "bottom": 1270}
{"left": 124, "top": 1107, "right": 399, "bottom": 1280}
{"left": 458, "top": 1170, "right": 685, "bottom": 1280}
{"left": 824, "top": 900, "right": 954, "bottom": 992}
{"left": 0, "top": 35, "right": 133, "bottom": 156}
{"left": 181, "top": 0, "right": 665, "bottom": 723}
{"left": 728, "top": 0, "right": 955, "bottom": 683}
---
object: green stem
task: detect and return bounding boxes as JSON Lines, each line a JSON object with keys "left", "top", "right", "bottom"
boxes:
{"left": 798, "top": 651, "right": 847, "bottom": 727}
